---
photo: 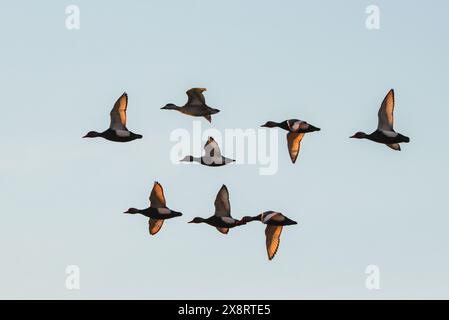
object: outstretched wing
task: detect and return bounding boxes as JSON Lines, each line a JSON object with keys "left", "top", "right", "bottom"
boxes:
{"left": 387, "top": 143, "right": 401, "bottom": 151}
{"left": 149, "top": 219, "right": 164, "bottom": 235}
{"left": 109, "top": 92, "right": 128, "bottom": 130}
{"left": 216, "top": 227, "right": 229, "bottom": 234}
{"left": 265, "top": 225, "right": 283, "bottom": 261}
{"left": 377, "top": 89, "right": 395, "bottom": 131}
{"left": 214, "top": 185, "right": 231, "bottom": 217}
{"left": 149, "top": 182, "right": 166, "bottom": 208}
{"left": 204, "top": 137, "right": 222, "bottom": 160}
{"left": 286, "top": 132, "right": 305, "bottom": 164}
{"left": 186, "top": 88, "right": 207, "bottom": 106}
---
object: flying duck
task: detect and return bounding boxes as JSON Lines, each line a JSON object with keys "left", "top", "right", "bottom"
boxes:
{"left": 188, "top": 185, "right": 245, "bottom": 234}
{"left": 83, "top": 92, "right": 143, "bottom": 142}
{"left": 180, "top": 137, "right": 235, "bottom": 166}
{"left": 261, "top": 119, "right": 320, "bottom": 163}
{"left": 241, "top": 211, "right": 297, "bottom": 261}
{"left": 350, "top": 89, "right": 410, "bottom": 151}
{"left": 124, "top": 182, "right": 182, "bottom": 235}
{"left": 161, "top": 88, "right": 220, "bottom": 122}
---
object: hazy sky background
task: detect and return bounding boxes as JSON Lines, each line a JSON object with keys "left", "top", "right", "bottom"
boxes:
{"left": 1, "top": 0, "right": 449, "bottom": 299}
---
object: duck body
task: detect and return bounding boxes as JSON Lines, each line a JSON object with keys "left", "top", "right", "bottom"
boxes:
{"left": 161, "top": 88, "right": 220, "bottom": 122}
{"left": 261, "top": 119, "right": 320, "bottom": 133}
{"left": 243, "top": 211, "right": 298, "bottom": 226}
{"left": 83, "top": 92, "right": 143, "bottom": 143}
{"left": 191, "top": 216, "right": 244, "bottom": 229}
{"left": 263, "top": 214, "right": 297, "bottom": 227}
{"left": 86, "top": 128, "right": 142, "bottom": 142}
{"left": 362, "top": 129, "right": 410, "bottom": 145}
{"left": 179, "top": 104, "right": 219, "bottom": 118}
{"left": 125, "top": 207, "right": 182, "bottom": 220}
{"left": 181, "top": 156, "right": 235, "bottom": 167}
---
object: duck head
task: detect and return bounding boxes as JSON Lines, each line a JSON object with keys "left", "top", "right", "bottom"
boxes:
{"left": 161, "top": 103, "right": 180, "bottom": 110}
{"left": 188, "top": 217, "right": 206, "bottom": 224}
{"left": 350, "top": 132, "right": 367, "bottom": 139}
{"left": 124, "top": 208, "right": 140, "bottom": 214}
{"left": 83, "top": 131, "right": 101, "bottom": 138}
{"left": 261, "top": 121, "right": 279, "bottom": 128}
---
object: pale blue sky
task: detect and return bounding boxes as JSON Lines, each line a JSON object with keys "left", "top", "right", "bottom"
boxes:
{"left": 1, "top": 0, "right": 449, "bottom": 299}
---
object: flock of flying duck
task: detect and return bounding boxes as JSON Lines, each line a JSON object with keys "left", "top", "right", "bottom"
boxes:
{"left": 83, "top": 88, "right": 410, "bottom": 260}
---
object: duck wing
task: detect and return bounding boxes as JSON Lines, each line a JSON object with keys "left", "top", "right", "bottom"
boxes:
{"left": 265, "top": 225, "right": 283, "bottom": 261}
{"left": 377, "top": 89, "right": 395, "bottom": 131}
{"left": 204, "top": 137, "right": 222, "bottom": 160}
{"left": 149, "top": 182, "right": 166, "bottom": 208}
{"left": 149, "top": 219, "right": 164, "bottom": 235}
{"left": 203, "top": 114, "right": 212, "bottom": 123}
{"left": 186, "top": 88, "right": 207, "bottom": 106}
{"left": 216, "top": 227, "right": 229, "bottom": 234}
{"left": 214, "top": 185, "right": 231, "bottom": 217}
{"left": 387, "top": 143, "right": 401, "bottom": 151}
{"left": 109, "top": 92, "right": 128, "bottom": 130}
{"left": 286, "top": 132, "right": 305, "bottom": 164}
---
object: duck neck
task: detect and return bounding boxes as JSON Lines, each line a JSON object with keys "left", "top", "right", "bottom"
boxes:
{"left": 192, "top": 156, "right": 202, "bottom": 163}
{"left": 278, "top": 121, "right": 290, "bottom": 130}
{"left": 243, "top": 214, "right": 262, "bottom": 223}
